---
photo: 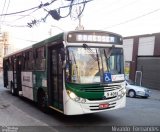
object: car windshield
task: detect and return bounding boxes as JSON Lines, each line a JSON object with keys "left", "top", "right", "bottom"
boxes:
{"left": 66, "top": 46, "right": 124, "bottom": 84}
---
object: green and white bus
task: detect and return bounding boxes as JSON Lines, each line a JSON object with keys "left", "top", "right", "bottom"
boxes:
{"left": 3, "top": 30, "right": 126, "bottom": 115}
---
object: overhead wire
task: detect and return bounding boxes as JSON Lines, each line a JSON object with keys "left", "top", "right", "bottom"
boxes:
{"left": 0, "top": 0, "right": 7, "bottom": 23}
{"left": 69, "top": 0, "right": 86, "bottom": 19}
{"left": 27, "top": 0, "right": 92, "bottom": 27}
{"left": 104, "top": 0, "right": 139, "bottom": 16}
{"left": 58, "top": 0, "right": 74, "bottom": 18}
{"left": 4, "top": 0, "right": 11, "bottom": 16}
{"left": 0, "top": 6, "right": 39, "bottom": 16}
{"left": 101, "top": 7, "right": 160, "bottom": 30}
{"left": 1, "top": 0, "right": 93, "bottom": 28}
{"left": 12, "top": 8, "right": 40, "bottom": 22}
{"left": 0, "top": 0, "right": 57, "bottom": 16}
{"left": 77, "top": 0, "right": 86, "bottom": 18}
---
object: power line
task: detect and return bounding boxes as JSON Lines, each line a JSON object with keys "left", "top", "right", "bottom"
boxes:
{"left": 1, "top": 0, "right": 11, "bottom": 24}
{"left": 0, "top": 6, "right": 39, "bottom": 16}
{"left": 2, "top": 23, "right": 27, "bottom": 28}
{"left": 105, "top": 0, "right": 139, "bottom": 16}
{"left": 1, "top": 0, "right": 93, "bottom": 28}
{"left": 102, "top": 7, "right": 160, "bottom": 30}
{"left": 12, "top": 8, "right": 39, "bottom": 22}
{"left": 0, "top": 0, "right": 57, "bottom": 16}
{"left": 0, "top": 0, "right": 7, "bottom": 22}
{"left": 27, "top": 0, "right": 93, "bottom": 28}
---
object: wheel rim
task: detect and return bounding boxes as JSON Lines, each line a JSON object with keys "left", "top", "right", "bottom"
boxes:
{"left": 129, "top": 91, "right": 135, "bottom": 97}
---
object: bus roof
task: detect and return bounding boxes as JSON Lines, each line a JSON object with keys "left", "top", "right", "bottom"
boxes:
{"left": 3, "top": 32, "right": 64, "bottom": 59}
{"left": 3, "top": 30, "right": 122, "bottom": 59}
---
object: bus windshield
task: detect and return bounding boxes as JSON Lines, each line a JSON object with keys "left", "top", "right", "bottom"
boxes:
{"left": 66, "top": 46, "right": 124, "bottom": 84}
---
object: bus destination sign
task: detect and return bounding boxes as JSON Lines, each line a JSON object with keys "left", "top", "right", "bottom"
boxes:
{"left": 67, "top": 31, "right": 122, "bottom": 44}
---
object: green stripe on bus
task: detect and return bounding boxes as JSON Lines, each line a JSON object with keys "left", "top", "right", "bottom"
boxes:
{"left": 65, "top": 83, "right": 104, "bottom": 100}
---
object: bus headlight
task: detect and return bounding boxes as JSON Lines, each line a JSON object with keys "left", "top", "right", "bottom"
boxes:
{"left": 69, "top": 91, "right": 77, "bottom": 99}
{"left": 67, "top": 90, "right": 80, "bottom": 101}
{"left": 67, "top": 90, "right": 86, "bottom": 103}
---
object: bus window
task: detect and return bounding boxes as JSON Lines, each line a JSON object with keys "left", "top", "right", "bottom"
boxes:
{"left": 35, "top": 47, "right": 46, "bottom": 70}
{"left": 8, "top": 57, "right": 13, "bottom": 70}
{"left": 24, "top": 52, "right": 29, "bottom": 70}
{"left": 28, "top": 51, "right": 33, "bottom": 70}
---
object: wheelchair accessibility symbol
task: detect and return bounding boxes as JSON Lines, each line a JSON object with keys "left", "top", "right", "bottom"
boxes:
{"left": 103, "top": 72, "right": 112, "bottom": 83}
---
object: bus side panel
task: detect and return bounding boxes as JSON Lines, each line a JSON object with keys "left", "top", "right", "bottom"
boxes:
{"left": 21, "top": 71, "right": 33, "bottom": 100}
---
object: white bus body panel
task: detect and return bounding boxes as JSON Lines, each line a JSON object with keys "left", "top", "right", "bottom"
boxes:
{"left": 21, "top": 72, "right": 33, "bottom": 100}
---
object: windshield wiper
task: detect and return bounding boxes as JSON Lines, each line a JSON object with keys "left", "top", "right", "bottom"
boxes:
{"left": 71, "top": 51, "right": 79, "bottom": 82}
{"left": 104, "top": 45, "right": 115, "bottom": 59}
{"left": 103, "top": 45, "right": 115, "bottom": 73}
{"left": 83, "top": 43, "right": 101, "bottom": 73}
{"left": 83, "top": 44, "right": 98, "bottom": 61}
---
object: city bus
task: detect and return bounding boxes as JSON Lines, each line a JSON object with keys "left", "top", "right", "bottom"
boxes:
{"left": 3, "top": 30, "right": 126, "bottom": 115}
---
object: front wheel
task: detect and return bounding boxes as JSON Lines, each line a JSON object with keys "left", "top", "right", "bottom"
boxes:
{"left": 37, "top": 91, "right": 47, "bottom": 113}
{"left": 10, "top": 82, "right": 15, "bottom": 96}
{"left": 128, "top": 90, "right": 136, "bottom": 98}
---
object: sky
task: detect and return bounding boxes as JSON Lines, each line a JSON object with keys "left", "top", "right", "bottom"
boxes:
{"left": 1, "top": 0, "right": 160, "bottom": 51}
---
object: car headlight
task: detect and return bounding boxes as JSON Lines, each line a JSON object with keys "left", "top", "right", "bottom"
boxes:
{"left": 145, "top": 89, "right": 150, "bottom": 93}
{"left": 67, "top": 90, "right": 86, "bottom": 103}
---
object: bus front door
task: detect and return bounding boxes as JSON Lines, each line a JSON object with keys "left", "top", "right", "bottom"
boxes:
{"left": 48, "top": 45, "right": 63, "bottom": 111}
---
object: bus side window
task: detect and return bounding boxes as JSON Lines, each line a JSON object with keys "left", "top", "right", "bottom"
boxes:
{"left": 22, "top": 53, "right": 25, "bottom": 71}
{"left": 28, "top": 51, "right": 33, "bottom": 70}
{"left": 23, "top": 50, "right": 33, "bottom": 71}
{"left": 9, "top": 57, "right": 13, "bottom": 70}
{"left": 35, "top": 47, "right": 46, "bottom": 70}
{"left": 24, "top": 52, "right": 28, "bottom": 70}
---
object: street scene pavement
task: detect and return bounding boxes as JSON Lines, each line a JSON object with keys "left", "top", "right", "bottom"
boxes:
{"left": 0, "top": 71, "right": 160, "bottom": 132}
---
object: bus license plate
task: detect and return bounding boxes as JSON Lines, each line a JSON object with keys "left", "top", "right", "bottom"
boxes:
{"left": 105, "top": 91, "right": 118, "bottom": 98}
{"left": 99, "top": 104, "right": 109, "bottom": 109}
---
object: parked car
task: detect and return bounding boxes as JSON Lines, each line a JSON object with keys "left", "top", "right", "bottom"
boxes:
{"left": 125, "top": 80, "right": 151, "bottom": 98}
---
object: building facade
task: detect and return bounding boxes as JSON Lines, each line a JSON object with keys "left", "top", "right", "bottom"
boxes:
{"left": 123, "top": 32, "right": 160, "bottom": 90}
{"left": 0, "top": 32, "right": 10, "bottom": 70}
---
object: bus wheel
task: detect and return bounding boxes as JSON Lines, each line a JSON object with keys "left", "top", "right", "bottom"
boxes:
{"left": 10, "top": 82, "right": 15, "bottom": 96}
{"left": 37, "top": 90, "right": 47, "bottom": 112}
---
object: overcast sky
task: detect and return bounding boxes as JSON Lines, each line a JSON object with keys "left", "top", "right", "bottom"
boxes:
{"left": 1, "top": 0, "right": 160, "bottom": 50}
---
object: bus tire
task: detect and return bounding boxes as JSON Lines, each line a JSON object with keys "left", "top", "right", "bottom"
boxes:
{"left": 37, "top": 90, "right": 47, "bottom": 113}
{"left": 10, "top": 81, "right": 15, "bottom": 96}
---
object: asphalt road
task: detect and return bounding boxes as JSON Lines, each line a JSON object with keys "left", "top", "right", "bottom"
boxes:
{"left": 0, "top": 72, "right": 160, "bottom": 132}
